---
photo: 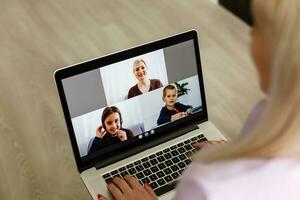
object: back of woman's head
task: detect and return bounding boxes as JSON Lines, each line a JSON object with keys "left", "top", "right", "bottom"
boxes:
{"left": 194, "top": 0, "right": 300, "bottom": 162}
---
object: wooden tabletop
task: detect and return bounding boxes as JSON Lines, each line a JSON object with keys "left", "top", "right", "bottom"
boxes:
{"left": 0, "top": 0, "right": 264, "bottom": 199}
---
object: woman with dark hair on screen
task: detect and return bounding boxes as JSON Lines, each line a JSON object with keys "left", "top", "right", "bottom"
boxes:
{"left": 127, "top": 58, "right": 163, "bottom": 99}
{"left": 88, "top": 106, "right": 134, "bottom": 154}
{"left": 98, "top": 0, "right": 300, "bottom": 199}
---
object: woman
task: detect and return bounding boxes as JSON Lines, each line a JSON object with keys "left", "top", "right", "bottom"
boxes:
{"left": 127, "top": 58, "right": 163, "bottom": 99}
{"left": 88, "top": 106, "right": 134, "bottom": 155}
{"left": 98, "top": 0, "right": 300, "bottom": 199}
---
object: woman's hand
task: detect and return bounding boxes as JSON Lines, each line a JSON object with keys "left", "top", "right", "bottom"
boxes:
{"left": 117, "top": 130, "right": 127, "bottom": 141}
{"left": 96, "top": 125, "right": 106, "bottom": 138}
{"left": 192, "top": 140, "right": 228, "bottom": 149}
{"left": 97, "top": 176, "right": 158, "bottom": 200}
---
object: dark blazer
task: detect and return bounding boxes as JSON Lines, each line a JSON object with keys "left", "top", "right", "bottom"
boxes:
{"left": 88, "top": 128, "right": 134, "bottom": 155}
{"left": 157, "top": 102, "right": 192, "bottom": 125}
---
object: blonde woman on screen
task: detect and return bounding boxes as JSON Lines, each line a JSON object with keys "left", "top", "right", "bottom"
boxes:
{"left": 98, "top": 0, "right": 300, "bottom": 199}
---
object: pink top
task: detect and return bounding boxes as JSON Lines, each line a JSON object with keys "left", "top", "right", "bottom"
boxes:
{"left": 174, "top": 99, "right": 300, "bottom": 199}
{"left": 174, "top": 159, "right": 300, "bottom": 200}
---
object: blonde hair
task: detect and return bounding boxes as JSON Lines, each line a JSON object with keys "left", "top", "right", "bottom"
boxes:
{"left": 132, "top": 58, "right": 146, "bottom": 71}
{"left": 194, "top": 0, "right": 300, "bottom": 162}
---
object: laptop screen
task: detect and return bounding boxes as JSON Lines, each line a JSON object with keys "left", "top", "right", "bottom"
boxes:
{"left": 55, "top": 31, "right": 207, "bottom": 171}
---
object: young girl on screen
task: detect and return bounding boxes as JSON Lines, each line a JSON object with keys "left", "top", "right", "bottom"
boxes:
{"left": 88, "top": 106, "right": 134, "bottom": 154}
{"left": 157, "top": 84, "right": 192, "bottom": 125}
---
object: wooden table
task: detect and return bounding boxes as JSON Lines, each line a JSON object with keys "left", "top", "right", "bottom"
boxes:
{"left": 0, "top": 0, "right": 264, "bottom": 199}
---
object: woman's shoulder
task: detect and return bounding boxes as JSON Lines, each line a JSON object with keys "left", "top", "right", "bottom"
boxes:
{"left": 150, "top": 79, "right": 163, "bottom": 86}
{"left": 176, "top": 158, "right": 300, "bottom": 200}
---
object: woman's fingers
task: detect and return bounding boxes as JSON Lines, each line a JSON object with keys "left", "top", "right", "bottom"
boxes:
{"left": 112, "top": 177, "right": 132, "bottom": 193}
{"left": 107, "top": 182, "right": 123, "bottom": 200}
{"left": 192, "top": 140, "right": 228, "bottom": 149}
{"left": 192, "top": 141, "right": 208, "bottom": 149}
{"left": 144, "top": 182, "right": 158, "bottom": 199}
{"left": 123, "top": 175, "right": 143, "bottom": 189}
{"left": 97, "top": 194, "right": 107, "bottom": 200}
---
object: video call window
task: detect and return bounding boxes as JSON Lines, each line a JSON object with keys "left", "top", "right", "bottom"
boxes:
{"left": 62, "top": 40, "right": 202, "bottom": 157}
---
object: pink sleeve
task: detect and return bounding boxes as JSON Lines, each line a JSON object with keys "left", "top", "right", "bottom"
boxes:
{"left": 173, "top": 179, "right": 207, "bottom": 200}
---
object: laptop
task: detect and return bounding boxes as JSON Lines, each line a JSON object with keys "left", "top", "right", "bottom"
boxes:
{"left": 54, "top": 30, "right": 226, "bottom": 200}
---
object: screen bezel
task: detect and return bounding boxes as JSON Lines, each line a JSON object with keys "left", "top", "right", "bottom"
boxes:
{"left": 54, "top": 30, "right": 208, "bottom": 172}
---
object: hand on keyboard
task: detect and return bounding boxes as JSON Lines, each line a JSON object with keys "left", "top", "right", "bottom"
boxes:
{"left": 192, "top": 140, "right": 228, "bottom": 149}
{"left": 98, "top": 175, "right": 158, "bottom": 200}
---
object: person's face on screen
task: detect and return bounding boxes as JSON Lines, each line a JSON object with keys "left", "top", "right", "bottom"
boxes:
{"left": 104, "top": 112, "right": 121, "bottom": 135}
{"left": 163, "top": 89, "right": 178, "bottom": 107}
{"left": 133, "top": 61, "right": 148, "bottom": 81}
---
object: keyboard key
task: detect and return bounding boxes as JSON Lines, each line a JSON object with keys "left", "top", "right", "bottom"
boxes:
{"left": 126, "top": 163, "right": 134, "bottom": 169}
{"left": 111, "top": 170, "right": 118, "bottom": 176}
{"left": 103, "top": 173, "right": 110, "bottom": 179}
{"left": 143, "top": 161, "right": 151, "bottom": 168}
{"left": 164, "top": 160, "right": 172, "bottom": 166}
{"left": 163, "top": 168, "right": 172, "bottom": 175}
{"left": 158, "top": 163, "right": 167, "bottom": 170}
{"left": 113, "top": 174, "right": 121, "bottom": 178}
{"left": 184, "top": 139, "right": 191, "bottom": 144}
{"left": 191, "top": 136, "right": 198, "bottom": 141}
{"left": 149, "top": 174, "right": 158, "bottom": 181}
{"left": 150, "top": 159, "right": 158, "bottom": 165}
{"left": 170, "top": 146, "right": 177, "bottom": 150}
{"left": 128, "top": 168, "right": 137, "bottom": 175}
{"left": 150, "top": 166, "right": 159, "bottom": 173}
{"left": 150, "top": 181, "right": 159, "bottom": 189}
{"left": 134, "top": 160, "right": 141, "bottom": 165}
{"left": 176, "top": 142, "right": 184, "bottom": 147}
{"left": 143, "top": 169, "right": 151, "bottom": 176}
{"left": 105, "top": 177, "right": 113, "bottom": 184}
{"left": 184, "top": 144, "right": 193, "bottom": 151}
{"left": 154, "top": 182, "right": 176, "bottom": 196}
{"left": 171, "top": 172, "right": 180, "bottom": 179}
{"left": 163, "top": 148, "right": 170, "bottom": 153}
{"left": 178, "top": 162, "right": 186, "bottom": 169}
{"left": 197, "top": 134, "right": 205, "bottom": 139}
{"left": 171, "top": 165, "right": 179, "bottom": 172}
{"left": 179, "top": 154, "right": 187, "bottom": 160}
{"left": 184, "top": 159, "right": 192, "bottom": 165}
{"left": 185, "top": 151, "right": 193, "bottom": 157}
{"left": 164, "top": 175, "right": 173, "bottom": 183}
{"left": 164, "top": 153, "right": 172, "bottom": 159}
{"left": 157, "top": 178, "right": 166, "bottom": 186}
{"left": 136, "top": 172, "right": 144, "bottom": 179}
{"left": 156, "top": 171, "right": 165, "bottom": 178}
{"left": 171, "top": 150, "right": 179, "bottom": 156}
{"left": 157, "top": 156, "right": 165, "bottom": 162}
{"left": 120, "top": 171, "right": 128, "bottom": 177}
{"left": 149, "top": 154, "right": 156, "bottom": 159}
{"left": 135, "top": 165, "right": 144, "bottom": 171}
{"left": 178, "top": 147, "right": 185, "bottom": 153}
{"left": 118, "top": 167, "right": 126, "bottom": 172}
{"left": 141, "top": 157, "right": 149, "bottom": 162}
{"left": 171, "top": 157, "right": 180, "bottom": 163}
{"left": 156, "top": 151, "right": 163, "bottom": 156}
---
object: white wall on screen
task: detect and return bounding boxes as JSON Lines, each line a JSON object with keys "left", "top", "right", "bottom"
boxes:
{"left": 100, "top": 49, "right": 169, "bottom": 105}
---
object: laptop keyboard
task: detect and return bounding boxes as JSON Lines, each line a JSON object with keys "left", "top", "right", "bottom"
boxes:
{"left": 102, "top": 134, "right": 207, "bottom": 196}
